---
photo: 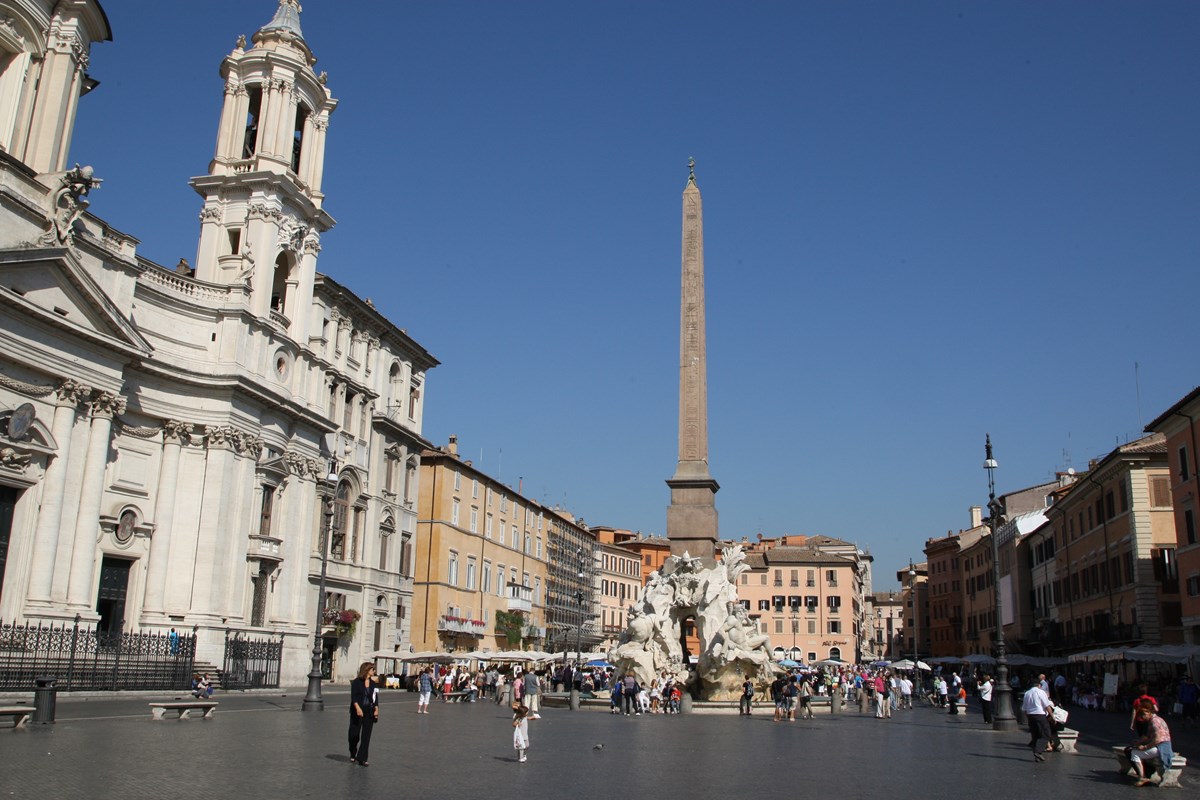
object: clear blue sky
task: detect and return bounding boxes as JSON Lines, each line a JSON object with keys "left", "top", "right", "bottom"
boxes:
{"left": 73, "top": 2, "right": 1199, "bottom": 590}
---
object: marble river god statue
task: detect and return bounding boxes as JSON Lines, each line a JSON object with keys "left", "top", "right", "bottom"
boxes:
{"left": 609, "top": 545, "right": 779, "bottom": 700}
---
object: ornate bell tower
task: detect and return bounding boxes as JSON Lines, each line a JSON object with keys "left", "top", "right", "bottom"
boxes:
{"left": 189, "top": 0, "right": 336, "bottom": 336}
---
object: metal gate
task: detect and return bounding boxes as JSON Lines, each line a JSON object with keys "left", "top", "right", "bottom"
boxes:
{"left": 0, "top": 616, "right": 196, "bottom": 691}
{"left": 221, "top": 629, "right": 285, "bottom": 689}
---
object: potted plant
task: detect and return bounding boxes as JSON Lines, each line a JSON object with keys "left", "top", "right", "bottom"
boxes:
{"left": 333, "top": 609, "right": 361, "bottom": 638}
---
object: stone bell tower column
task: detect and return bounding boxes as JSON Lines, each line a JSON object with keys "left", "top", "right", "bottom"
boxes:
{"left": 666, "top": 159, "right": 719, "bottom": 561}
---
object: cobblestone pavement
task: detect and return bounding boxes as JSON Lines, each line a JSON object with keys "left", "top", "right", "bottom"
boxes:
{"left": 0, "top": 690, "right": 1194, "bottom": 800}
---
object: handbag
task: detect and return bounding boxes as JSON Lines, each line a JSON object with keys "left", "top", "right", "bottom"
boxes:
{"left": 1172, "top": 702, "right": 1184, "bottom": 715}
{"left": 1051, "top": 706, "right": 1068, "bottom": 725}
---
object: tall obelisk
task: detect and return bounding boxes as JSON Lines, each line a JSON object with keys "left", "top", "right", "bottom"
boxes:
{"left": 666, "top": 158, "right": 720, "bottom": 561}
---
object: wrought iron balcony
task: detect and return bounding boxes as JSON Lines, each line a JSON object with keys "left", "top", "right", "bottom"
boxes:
{"left": 437, "top": 615, "right": 486, "bottom": 636}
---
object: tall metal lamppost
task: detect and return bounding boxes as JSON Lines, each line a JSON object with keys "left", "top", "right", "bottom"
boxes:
{"left": 908, "top": 560, "right": 919, "bottom": 666}
{"left": 573, "top": 547, "right": 588, "bottom": 663}
{"left": 985, "top": 434, "right": 1017, "bottom": 730}
{"left": 302, "top": 473, "right": 338, "bottom": 711}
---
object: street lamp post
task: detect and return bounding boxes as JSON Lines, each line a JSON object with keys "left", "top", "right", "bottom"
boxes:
{"left": 574, "top": 547, "right": 587, "bottom": 664}
{"left": 985, "top": 434, "right": 1017, "bottom": 731}
{"left": 302, "top": 476, "right": 337, "bottom": 711}
{"left": 908, "top": 560, "right": 919, "bottom": 666}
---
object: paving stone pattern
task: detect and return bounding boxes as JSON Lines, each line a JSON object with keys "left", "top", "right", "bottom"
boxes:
{"left": 0, "top": 691, "right": 1193, "bottom": 800}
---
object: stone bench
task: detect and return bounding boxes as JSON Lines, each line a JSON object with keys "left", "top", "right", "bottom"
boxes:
{"left": 1056, "top": 727, "right": 1078, "bottom": 753}
{"left": 1112, "top": 745, "right": 1187, "bottom": 788}
{"left": 0, "top": 706, "right": 33, "bottom": 729}
{"left": 149, "top": 701, "right": 217, "bottom": 720}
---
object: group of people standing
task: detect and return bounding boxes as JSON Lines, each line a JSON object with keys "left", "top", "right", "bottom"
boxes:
{"left": 608, "top": 672, "right": 683, "bottom": 715}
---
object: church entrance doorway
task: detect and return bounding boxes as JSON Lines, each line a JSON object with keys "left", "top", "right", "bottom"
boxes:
{"left": 96, "top": 556, "right": 132, "bottom": 637}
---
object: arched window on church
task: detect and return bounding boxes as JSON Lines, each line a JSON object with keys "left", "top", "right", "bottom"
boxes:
{"left": 243, "top": 85, "right": 263, "bottom": 158}
{"left": 292, "top": 103, "right": 309, "bottom": 173}
{"left": 271, "top": 253, "right": 292, "bottom": 318}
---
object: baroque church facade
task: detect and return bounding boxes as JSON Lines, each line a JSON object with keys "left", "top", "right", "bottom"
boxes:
{"left": 0, "top": 0, "right": 437, "bottom": 684}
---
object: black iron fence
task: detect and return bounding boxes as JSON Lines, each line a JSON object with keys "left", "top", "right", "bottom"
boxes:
{"left": 0, "top": 616, "right": 196, "bottom": 692}
{"left": 221, "top": 628, "right": 284, "bottom": 690}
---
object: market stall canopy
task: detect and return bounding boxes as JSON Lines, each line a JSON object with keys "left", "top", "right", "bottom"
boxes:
{"left": 963, "top": 654, "right": 997, "bottom": 666}
{"left": 400, "top": 651, "right": 457, "bottom": 663}
{"left": 1006, "top": 654, "right": 1068, "bottom": 667}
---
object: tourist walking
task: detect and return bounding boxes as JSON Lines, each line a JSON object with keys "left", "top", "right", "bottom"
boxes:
{"left": 874, "top": 673, "right": 887, "bottom": 718}
{"left": 1127, "top": 698, "right": 1173, "bottom": 786}
{"left": 621, "top": 673, "right": 640, "bottom": 716}
{"left": 524, "top": 669, "right": 541, "bottom": 719}
{"left": 1022, "top": 680, "right": 1055, "bottom": 762}
{"left": 417, "top": 667, "right": 434, "bottom": 713}
{"left": 512, "top": 704, "right": 531, "bottom": 763}
{"left": 782, "top": 676, "right": 798, "bottom": 721}
{"left": 348, "top": 661, "right": 379, "bottom": 766}
{"left": 936, "top": 674, "right": 948, "bottom": 707}
{"left": 799, "top": 675, "right": 815, "bottom": 719}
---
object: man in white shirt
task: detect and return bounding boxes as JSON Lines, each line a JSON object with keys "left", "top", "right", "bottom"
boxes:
{"left": 1022, "top": 683, "right": 1055, "bottom": 762}
{"left": 901, "top": 676, "right": 913, "bottom": 709}
{"left": 979, "top": 674, "right": 994, "bottom": 724}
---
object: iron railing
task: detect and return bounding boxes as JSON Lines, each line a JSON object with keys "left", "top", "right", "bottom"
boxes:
{"left": 221, "top": 629, "right": 284, "bottom": 689}
{"left": 0, "top": 616, "right": 196, "bottom": 691}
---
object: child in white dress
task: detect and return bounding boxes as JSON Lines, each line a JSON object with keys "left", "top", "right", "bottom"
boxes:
{"left": 512, "top": 704, "right": 530, "bottom": 763}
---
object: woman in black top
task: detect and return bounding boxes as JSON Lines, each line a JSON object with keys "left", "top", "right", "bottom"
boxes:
{"left": 349, "top": 661, "right": 379, "bottom": 766}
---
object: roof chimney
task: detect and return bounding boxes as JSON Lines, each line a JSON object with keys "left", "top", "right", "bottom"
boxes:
{"left": 447, "top": 435, "right": 458, "bottom": 456}
{"left": 969, "top": 506, "right": 982, "bottom": 528}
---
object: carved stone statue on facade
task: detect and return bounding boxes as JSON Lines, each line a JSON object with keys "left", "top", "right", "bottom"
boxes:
{"left": 609, "top": 545, "right": 779, "bottom": 700}
{"left": 41, "top": 164, "right": 102, "bottom": 245}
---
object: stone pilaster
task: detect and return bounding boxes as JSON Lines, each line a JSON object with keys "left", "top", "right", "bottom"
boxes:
{"left": 26, "top": 379, "right": 89, "bottom": 604}
{"left": 65, "top": 390, "right": 124, "bottom": 610}
{"left": 142, "top": 420, "right": 191, "bottom": 614}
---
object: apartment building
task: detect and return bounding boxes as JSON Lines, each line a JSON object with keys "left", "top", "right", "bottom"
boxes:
{"left": 412, "top": 438, "right": 549, "bottom": 653}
